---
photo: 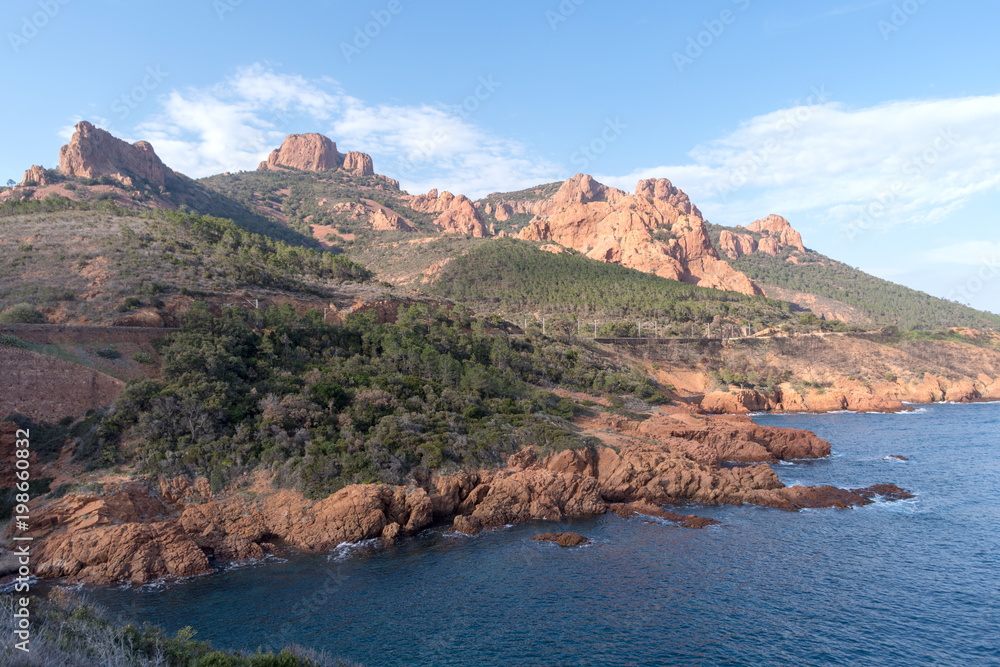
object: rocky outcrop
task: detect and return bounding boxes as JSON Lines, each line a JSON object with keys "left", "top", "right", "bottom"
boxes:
{"left": 634, "top": 177, "right": 702, "bottom": 217}
{"left": 257, "top": 133, "right": 384, "bottom": 182}
{"left": 719, "top": 214, "right": 806, "bottom": 260}
{"left": 698, "top": 369, "right": 1000, "bottom": 415}
{"left": 409, "top": 190, "right": 491, "bottom": 237}
{"left": 24, "top": 411, "right": 910, "bottom": 585}
{"left": 608, "top": 501, "right": 719, "bottom": 528}
{"left": 58, "top": 121, "right": 174, "bottom": 188}
{"left": 516, "top": 174, "right": 762, "bottom": 295}
{"left": 747, "top": 214, "right": 805, "bottom": 251}
{"left": 19, "top": 165, "right": 49, "bottom": 186}
{"left": 341, "top": 151, "right": 374, "bottom": 176}
{"left": 532, "top": 532, "right": 589, "bottom": 547}
{"left": 260, "top": 133, "right": 340, "bottom": 172}
{"left": 369, "top": 207, "right": 415, "bottom": 232}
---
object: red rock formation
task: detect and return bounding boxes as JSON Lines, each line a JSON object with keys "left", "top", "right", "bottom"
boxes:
{"left": 608, "top": 501, "right": 719, "bottom": 528}
{"left": 19, "top": 165, "right": 48, "bottom": 186}
{"left": 58, "top": 121, "right": 173, "bottom": 187}
{"left": 747, "top": 214, "right": 805, "bottom": 251}
{"left": 409, "top": 190, "right": 490, "bottom": 237}
{"left": 260, "top": 133, "right": 340, "bottom": 172}
{"left": 24, "top": 412, "right": 910, "bottom": 584}
{"left": 634, "top": 177, "right": 702, "bottom": 217}
{"left": 342, "top": 151, "right": 374, "bottom": 176}
{"left": 369, "top": 207, "right": 415, "bottom": 232}
{"left": 532, "top": 532, "right": 590, "bottom": 546}
{"left": 720, "top": 215, "right": 806, "bottom": 260}
{"left": 516, "top": 174, "right": 761, "bottom": 295}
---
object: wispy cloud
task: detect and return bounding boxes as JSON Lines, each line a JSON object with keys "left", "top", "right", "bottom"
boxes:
{"left": 117, "top": 64, "right": 561, "bottom": 197}
{"left": 923, "top": 241, "right": 1000, "bottom": 266}
{"left": 598, "top": 94, "right": 1000, "bottom": 232}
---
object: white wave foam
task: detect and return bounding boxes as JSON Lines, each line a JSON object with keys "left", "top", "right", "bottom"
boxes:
{"left": 327, "top": 538, "right": 380, "bottom": 561}
{"left": 892, "top": 407, "right": 927, "bottom": 415}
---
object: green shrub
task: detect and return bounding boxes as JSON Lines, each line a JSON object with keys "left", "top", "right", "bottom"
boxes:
{"left": 133, "top": 351, "right": 155, "bottom": 364}
{"left": 0, "top": 334, "right": 28, "bottom": 347}
{"left": 0, "top": 302, "right": 44, "bottom": 323}
{"left": 96, "top": 347, "right": 121, "bottom": 359}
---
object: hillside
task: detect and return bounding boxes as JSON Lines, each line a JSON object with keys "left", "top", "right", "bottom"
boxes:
{"left": 0, "top": 202, "right": 372, "bottom": 325}
{"left": 3, "top": 122, "right": 313, "bottom": 247}
{"left": 430, "top": 238, "right": 792, "bottom": 334}
{"left": 705, "top": 221, "right": 1000, "bottom": 330}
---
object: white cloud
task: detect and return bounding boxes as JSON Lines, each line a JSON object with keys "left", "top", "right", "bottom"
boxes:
{"left": 922, "top": 241, "right": 1000, "bottom": 266}
{"left": 119, "top": 64, "right": 561, "bottom": 198}
{"left": 597, "top": 94, "right": 1000, "bottom": 234}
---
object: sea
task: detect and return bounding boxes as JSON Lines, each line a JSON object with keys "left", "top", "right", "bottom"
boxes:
{"left": 79, "top": 402, "right": 1000, "bottom": 666}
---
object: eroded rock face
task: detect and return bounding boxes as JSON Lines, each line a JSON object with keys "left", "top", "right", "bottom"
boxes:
{"left": 19, "top": 165, "right": 48, "bottom": 187}
{"left": 342, "top": 151, "right": 374, "bottom": 176}
{"left": 409, "top": 190, "right": 490, "bottom": 237}
{"left": 516, "top": 174, "right": 762, "bottom": 295}
{"left": 747, "top": 215, "right": 805, "bottom": 251}
{"left": 719, "top": 214, "right": 806, "bottom": 260}
{"left": 58, "top": 121, "right": 173, "bottom": 187}
{"left": 697, "top": 371, "right": 1000, "bottom": 416}
{"left": 23, "top": 413, "right": 908, "bottom": 585}
{"left": 260, "top": 133, "right": 340, "bottom": 172}
{"left": 257, "top": 133, "right": 385, "bottom": 182}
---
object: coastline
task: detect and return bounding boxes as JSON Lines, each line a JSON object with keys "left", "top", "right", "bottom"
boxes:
{"left": 3, "top": 408, "right": 914, "bottom": 589}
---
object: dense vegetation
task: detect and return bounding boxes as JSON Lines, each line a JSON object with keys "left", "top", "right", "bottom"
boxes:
{"left": 86, "top": 303, "right": 656, "bottom": 498}
{"left": 430, "top": 238, "right": 792, "bottom": 334}
{"left": 0, "top": 591, "right": 355, "bottom": 666}
{"left": 707, "top": 223, "right": 1000, "bottom": 330}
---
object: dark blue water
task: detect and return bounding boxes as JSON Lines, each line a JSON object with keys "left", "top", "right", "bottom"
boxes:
{"left": 82, "top": 403, "right": 1000, "bottom": 666}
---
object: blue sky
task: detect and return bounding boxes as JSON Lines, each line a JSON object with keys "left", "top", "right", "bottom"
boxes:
{"left": 4, "top": 0, "right": 1000, "bottom": 313}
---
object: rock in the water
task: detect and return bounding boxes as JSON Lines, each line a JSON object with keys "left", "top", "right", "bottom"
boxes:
{"left": 532, "top": 532, "right": 589, "bottom": 547}
{"left": 608, "top": 501, "right": 719, "bottom": 529}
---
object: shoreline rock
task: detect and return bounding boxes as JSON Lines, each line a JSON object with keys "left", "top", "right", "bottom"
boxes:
{"left": 532, "top": 532, "right": 589, "bottom": 547}
{"left": 15, "top": 414, "right": 913, "bottom": 586}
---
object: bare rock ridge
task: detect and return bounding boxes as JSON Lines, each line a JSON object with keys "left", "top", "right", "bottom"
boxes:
{"left": 719, "top": 214, "right": 806, "bottom": 259}
{"left": 408, "top": 188, "right": 492, "bottom": 237}
{"left": 514, "top": 174, "right": 762, "bottom": 296}
{"left": 58, "top": 120, "right": 175, "bottom": 188}
{"left": 258, "top": 132, "right": 376, "bottom": 177}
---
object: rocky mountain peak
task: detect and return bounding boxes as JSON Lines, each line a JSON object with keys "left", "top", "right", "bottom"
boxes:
{"left": 515, "top": 173, "right": 761, "bottom": 295}
{"left": 258, "top": 132, "right": 380, "bottom": 179}
{"left": 634, "top": 178, "right": 701, "bottom": 218}
{"left": 719, "top": 214, "right": 806, "bottom": 260}
{"left": 58, "top": 120, "right": 173, "bottom": 187}
{"left": 260, "top": 133, "right": 340, "bottom": 172}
